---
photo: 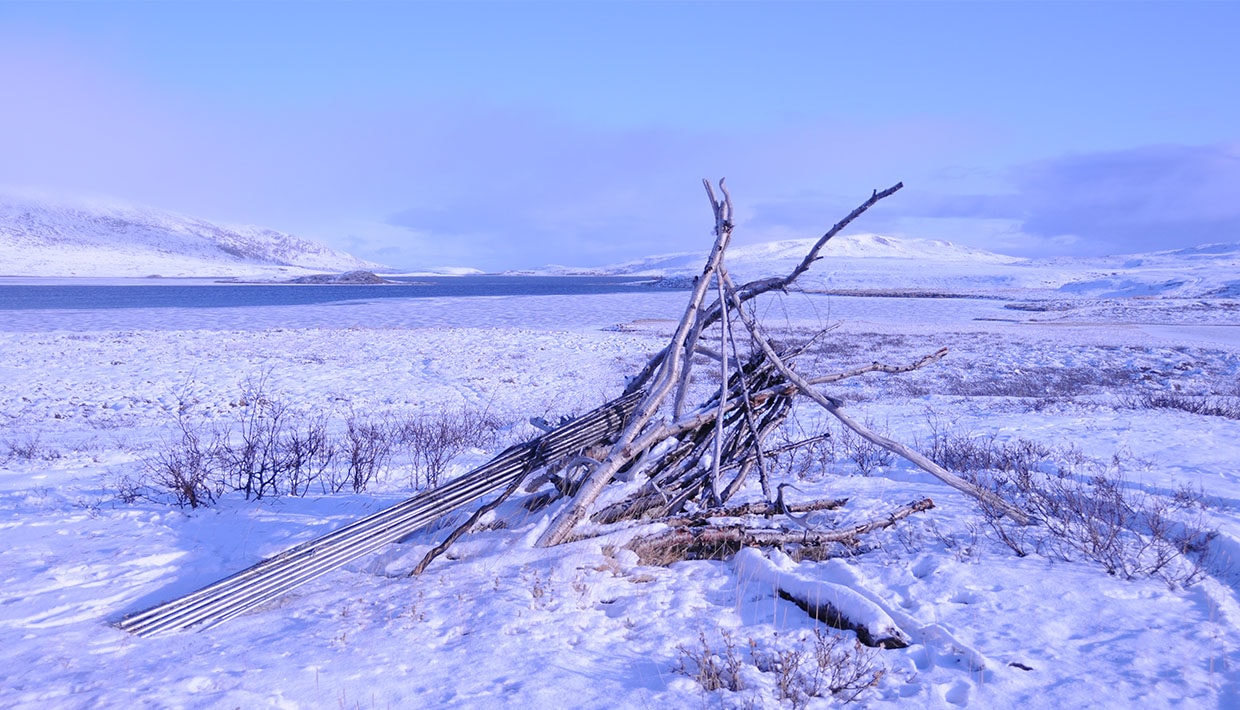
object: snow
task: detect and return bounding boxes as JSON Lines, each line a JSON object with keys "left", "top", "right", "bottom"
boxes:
{"left": 2, "top": 249, "right": 1239, "bottom": 707}
{"left": 734, "top": 548, "right": 913, "bottom": 648}
{"left": 549, "top": 233, "right": 1240, "bottom": 301}
{"left": 0, "top": 194, "right": 388, "bottom": 278}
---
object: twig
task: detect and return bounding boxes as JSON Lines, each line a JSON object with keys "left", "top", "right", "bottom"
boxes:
{"left": 410, "top": 461, "right": 535, "bottom": 576}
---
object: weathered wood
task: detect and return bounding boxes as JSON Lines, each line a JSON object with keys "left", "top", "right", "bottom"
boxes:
{"left": 117, "top": 390, "right": 643, "bottom": 636}
{"left": 722, "top": 273, "right": 1032, "bottom": 525}
{"left": 625, "top": 498, "right": 935, "bottom": 566}
{"left": 777, "top": 590, "right": 908, "bottom": 649}
{"left": 623, "top": 182, "right": 905, "bottom": 397}
{"left": 535, "top": 179, "right": 738, "bottom": 547}
{"left": 655, "top": 496, "right": 849, "bottom": 527}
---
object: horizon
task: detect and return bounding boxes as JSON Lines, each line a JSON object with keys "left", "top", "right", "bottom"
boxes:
{"left": 2, "top": 2, "right": 1238, "bottom": 272}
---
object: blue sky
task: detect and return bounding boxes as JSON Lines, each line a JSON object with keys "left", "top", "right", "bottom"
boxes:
{"left": 2, "top": 1, "right": 1237, "bottom": 270}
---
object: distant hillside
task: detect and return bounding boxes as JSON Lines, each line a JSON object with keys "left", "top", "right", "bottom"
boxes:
{"left": 539, "top": 233, "right": 1019, "bottom": 277}
{"left": 534, "top": 233, "right": 1240, "bottom": 299}
{"left": 0, "top": 195, "right": 387, "bottom": 278}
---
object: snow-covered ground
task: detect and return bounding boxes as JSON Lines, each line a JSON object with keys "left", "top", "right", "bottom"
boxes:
{"left": 2, "top": 277, "right": 1239, "bottom": 707}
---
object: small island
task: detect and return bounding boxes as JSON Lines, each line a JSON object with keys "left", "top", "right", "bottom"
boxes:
{"left": 287, "top": 270, "right": 393, "bottom": 285}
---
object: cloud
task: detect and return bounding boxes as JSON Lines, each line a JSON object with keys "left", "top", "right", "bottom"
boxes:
{"left": 915, "top": 144, "right": 1240, "bottom": 255}
{"left": 0, "top": 37, "right": 990, "bottom": 269}
{"left": 374, "top": 116, "right": 962, "bottom": 269}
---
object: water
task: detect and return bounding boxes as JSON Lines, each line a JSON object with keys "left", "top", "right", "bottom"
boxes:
{"left": 0, "top": 275, "right": 678, "bottom": 311}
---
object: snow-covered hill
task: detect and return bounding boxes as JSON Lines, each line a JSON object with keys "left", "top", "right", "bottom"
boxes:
{"left": 539, "top": 233, "right": 1017, "bottom": 277}
{"left": 540, "top": 233, "right": 1240, "bottom": 299}
{"left": 0, "top": 195, "right": 387, "bottom": 278}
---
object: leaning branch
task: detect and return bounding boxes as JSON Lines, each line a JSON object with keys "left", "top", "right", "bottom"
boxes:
{"left": 723, "top": 274, "right": 1032, "bottom": 525}
{"left": 536, "top": 179, "right": 737, "bottom": 547}
{"left": 807, "top": 347, "right": 948, "bottom": 385}
{"left": 624, "top": 182, "right": 904, "bottom": 396}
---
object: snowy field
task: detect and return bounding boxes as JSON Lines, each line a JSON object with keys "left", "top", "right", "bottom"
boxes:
{"left": 2, "top": 285, "right": 1238, "bottom": 708}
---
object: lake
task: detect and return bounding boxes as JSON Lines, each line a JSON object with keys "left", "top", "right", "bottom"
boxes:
{"left": 0, "top": 275, "right": 681, "bottom": 311}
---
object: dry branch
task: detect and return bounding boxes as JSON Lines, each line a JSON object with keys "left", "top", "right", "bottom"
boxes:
{"left": 623, "top": 181, "right": 904, "bottom": 397}
{"left": 807, "top": 347, "right": 948, "bottom": 385}
{"left": 537, "top": 177, "right": 1013, "bottom": 555}
{"left": 410, "top": 464, "right": 531, "bottom": 576}
{"left": 536, "top": 180, "right": 738, "bottom": 547}
{"left": 625, "top": 498, "right": 934, "bottom": 566}
{"left": 721, "top": 273, "right": 1032, "bottom": 525}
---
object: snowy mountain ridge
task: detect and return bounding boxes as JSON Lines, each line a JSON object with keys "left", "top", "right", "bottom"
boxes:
{"left": 3, "top": 191, "right": 1236, "bottom": 299}
{"left": 541, "top": 233, "right": 1240, "bottom": 299}
{"left": 0, "top": 195, "right": 386, "bottom": 278}
{"left": 538, "top": 232, "right": 1021, "bottom": 278}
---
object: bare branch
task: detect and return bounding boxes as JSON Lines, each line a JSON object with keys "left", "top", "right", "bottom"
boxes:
{"left": 536, "top": 179, "right": 737, "bottom": 547}
{"left": 625, "top": 182, "right": 903, "bottom": 397}
{"left": 806, "top": 347, "right": 949, "bottom": 385}
{"left": 625, "top": 498, "right": 935, "bottom": 565}
{"left": 722, "top": 273, "right": 1031, "bottom": 525}
{"left": 410, "top": 466, "right": 529, "bottom": 576}
{"left": 710, "top": 268, "right": 732, "bottom": 504}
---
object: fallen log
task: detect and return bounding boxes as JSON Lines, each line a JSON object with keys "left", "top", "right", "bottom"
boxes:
{"left": 735, "top": 547, "right": 913, "bottom": 649}
{"left": 625, "top": 498, "right": 934, "bottom": 566}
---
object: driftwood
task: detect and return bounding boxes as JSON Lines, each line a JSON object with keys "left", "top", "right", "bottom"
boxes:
{"left": 534, "top": 178, "right": 1025, "bottom": 554}
{"left": 625, "top": 498, "right": 935, "bottom": 566}
{"left": 120, "top": 178, "right": 1032, "bottom": 641}
{"left": 537, "top": 180, "right": 913, "bottom": 548}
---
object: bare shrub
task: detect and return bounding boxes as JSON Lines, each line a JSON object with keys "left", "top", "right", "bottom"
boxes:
{"left": 777, "top": 422, "right": 837, "bottom": 482}
{"left": 339, "top": 411, "right": 393, "bottom": 493}
{"left": 138, "top": 382, "right": 506, "bottom": 505}
{"left": 967, "top": 463, "right": 1213, "bottom": 587}
{"left": 751, "top": 640, "right": 803, "bottom": 703}
{"left": 925, "top": 430, "right": 1053, "bottom": 480}
{"left": 1121, "top": 392, "right": 1240, "bottom": 420}
{"left": 282, "top": 415, "right": 336, "bottom": 496}
{"left": 792, "top": 627, "right": 883, "bottom": 705}
{"left": 675, "top": 629, "right": 746, "bottom": 693}
{"left": 1034, "top": 473, "right": 1211, "bottom": 586}
{"left": 4, "top": 433, "right": 61, "bottom": 463}
{"left": 142, "top": 379, "right": 388, "bottom": 504}
{"left": 396, "top": 408, "right": 503, "bottom": 489}
{"left": 143, "top": 413, "right": 220, "bottom": 509}
{"left": 923, "top": 422, "right": 1213, "bottom": 586}
{"left": 838, "top": 418, "right": 894, "bottom": 475}
{"left": 214, "top": 377, "right": 292, "bottom": 500}
{"left": 774, "top": 416, "right": 895, "bottom": 480}
{"left": 903, "top": 364, "right": 1144, "bottom": 408}
{"left": 676, "top": 628, "right": 882, "bottom": 707}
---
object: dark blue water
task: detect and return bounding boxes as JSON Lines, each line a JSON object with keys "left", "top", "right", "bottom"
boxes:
{"left": 0, "top": 276, "right": 682, "bottom": 310}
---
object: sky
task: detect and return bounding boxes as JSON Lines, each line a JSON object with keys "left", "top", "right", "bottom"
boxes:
{"left": 1, "top": 1, "right": 1238, "bottom": 271}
